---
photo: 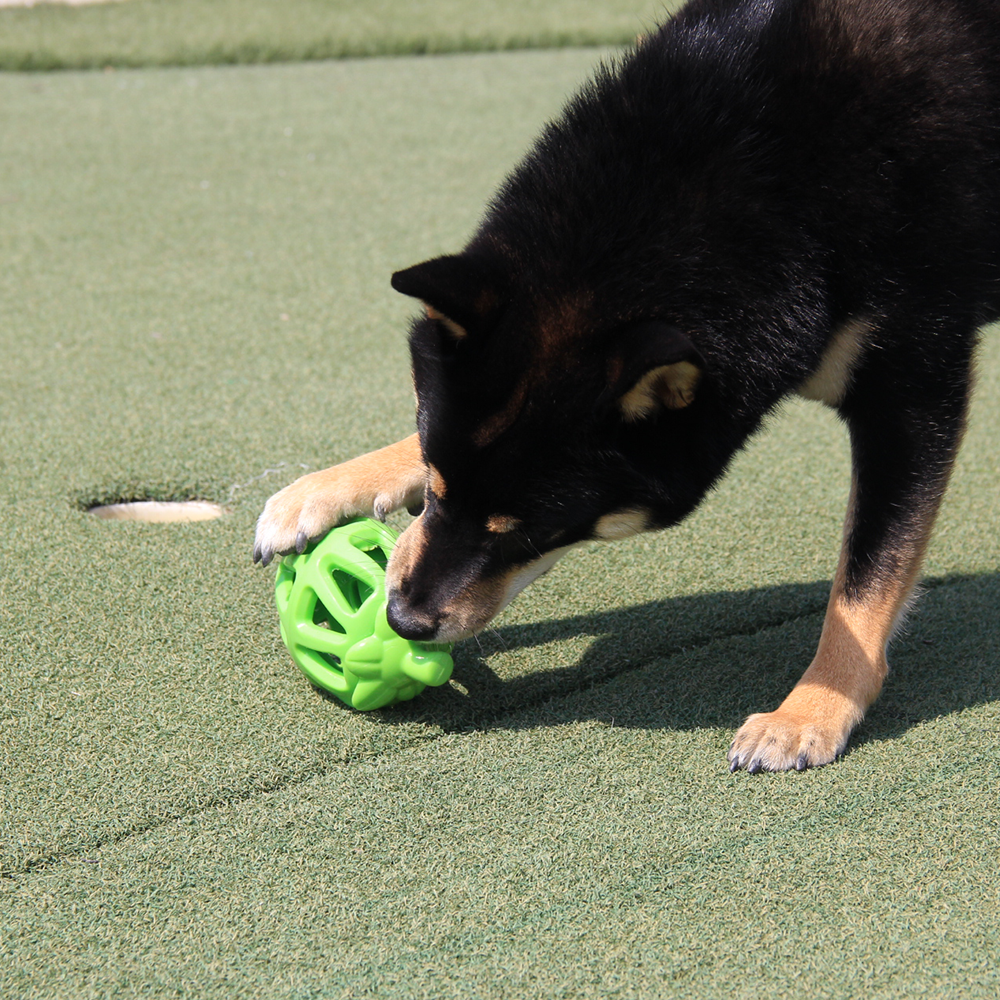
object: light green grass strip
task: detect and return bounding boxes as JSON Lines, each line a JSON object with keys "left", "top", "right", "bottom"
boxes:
{"left": 0, "top": 0, "right": 680, "bottom": 70}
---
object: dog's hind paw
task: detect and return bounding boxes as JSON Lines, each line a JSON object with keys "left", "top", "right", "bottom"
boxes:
{"left": 727, "top": 709, "right": 849, "bottom": 773}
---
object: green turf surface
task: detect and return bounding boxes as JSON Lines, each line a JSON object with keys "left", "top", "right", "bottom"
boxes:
{"left": 1, "top": 48, "right": 999, "bottom": 1000}
{"left": 0, "top": 0, "right": 679, "bottom": 70}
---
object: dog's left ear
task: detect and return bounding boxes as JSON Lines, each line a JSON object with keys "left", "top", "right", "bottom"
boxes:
{"left": 612, "top": 321, "right": 703, "bottom": 420}
{"left": 391, "top": 254, "right": 501, "bottom": 340}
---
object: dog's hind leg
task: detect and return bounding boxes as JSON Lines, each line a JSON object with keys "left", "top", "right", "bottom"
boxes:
{"left": 253, "top": 434, "right": 426, "bottom": 566}
{"left": 728, "top": 319, "right": 975, "bottom": 772}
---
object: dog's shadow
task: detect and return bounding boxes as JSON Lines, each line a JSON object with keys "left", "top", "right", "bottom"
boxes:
{"left": 355, "top": 570, "right": 999, "bottom": 748}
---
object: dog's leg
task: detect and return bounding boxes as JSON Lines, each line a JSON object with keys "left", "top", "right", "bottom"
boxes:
{"left": 253, "top": 434, "right": 426, "bottom": 565}
{"left": 728, "top": 333, "right": 973, "bottom": 772}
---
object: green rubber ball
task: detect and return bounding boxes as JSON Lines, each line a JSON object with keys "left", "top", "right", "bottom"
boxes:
{"left": 274, "top": 517, "right": 454, "bottom": 710}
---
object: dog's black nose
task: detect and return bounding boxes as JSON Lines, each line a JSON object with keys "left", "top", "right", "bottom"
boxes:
{"left": 385, "top": 594, "right": 438, "bottom": 642}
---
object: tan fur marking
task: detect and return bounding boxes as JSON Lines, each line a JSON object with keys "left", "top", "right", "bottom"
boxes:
{"left": 606, "top": 353, "right": 626, "bottom": 388}
{"left": 798, "top": 317, "right": 870, "bottom": 406}
{"left": 386, "top": 518, "right": 574, "bottom": 643}
{"left": 436, "top": 545, "right": 572, "bottom": 641}
{"left": 486, "top": 514, "right": 522, "bottom": 534}
{"left": 535, "top": 294, "right": 592, "bottom": 353}
{"left": 424, "top": 303, "right": 467, "bottom": 341}
{"left": 385, "top": 512, "right": 429, "bottom": 584}
{"left": 593, "top": 507, "right": 650, "bottom": 540}
{"left": 440, "top": 575, "right": 509, "bottom": 637}
{"left": 471, "top": 294, "right": 594, "bottom": 448}
{"left": 427, "top": 465, "right": 447, "bottom": 500}
{"left": 619, "top": 361, "right": 701, "bottom": 420}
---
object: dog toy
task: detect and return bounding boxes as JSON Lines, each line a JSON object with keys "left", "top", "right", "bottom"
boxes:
{"left": 274, "top": 518, "right": 453, "bottom": 710}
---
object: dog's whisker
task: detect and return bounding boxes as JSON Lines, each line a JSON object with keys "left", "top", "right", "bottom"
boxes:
{"left": 486, "top": 626, "right": 509, "bottom": 651}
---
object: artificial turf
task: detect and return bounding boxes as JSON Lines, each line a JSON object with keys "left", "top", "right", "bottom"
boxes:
{"left": 1, "top": 33, "right": 998, "bottom": 1000}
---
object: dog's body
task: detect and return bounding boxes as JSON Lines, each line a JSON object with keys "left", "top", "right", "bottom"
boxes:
{"left": 255, "top": 0, "right": 1000, "bottom": 771}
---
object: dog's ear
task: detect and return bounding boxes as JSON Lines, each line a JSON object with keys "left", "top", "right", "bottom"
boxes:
{"left": 391, "top": 254, "right": 501, "bottom": 340}
{"left": 612, "top": 321, "right": 703, "bottom": 420}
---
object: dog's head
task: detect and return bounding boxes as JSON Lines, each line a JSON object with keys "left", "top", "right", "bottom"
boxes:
{"left": 383, "top": 249, "right": 711, "bottom": 642}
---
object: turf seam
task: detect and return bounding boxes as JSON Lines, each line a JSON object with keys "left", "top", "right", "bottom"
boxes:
{"left": 1, "top": 730, "right": 450, "bottom": 882}
{"left": 2, "top": 603, "right": 831, "bottom": 880}
{"left": 0, "top": 574, "right": 963, "bottom": 881}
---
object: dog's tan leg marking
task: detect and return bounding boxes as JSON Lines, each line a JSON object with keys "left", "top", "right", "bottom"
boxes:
{"left": 253, "top": 434, "right": 425, "bottom": 565}
{"left": 728, "top": 476, "right": 938, "bottom": 772}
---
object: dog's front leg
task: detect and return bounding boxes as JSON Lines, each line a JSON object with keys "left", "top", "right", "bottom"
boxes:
{"left": 253, "top": 434, "right": 426, "bottom": 566}
{"left": 728, "top": 334, "right": 973, "bottom": 772}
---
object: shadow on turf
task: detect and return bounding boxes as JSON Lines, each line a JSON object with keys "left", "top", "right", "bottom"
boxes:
{"left": 357, "top": 571, "right": 1000, "bottom": 748}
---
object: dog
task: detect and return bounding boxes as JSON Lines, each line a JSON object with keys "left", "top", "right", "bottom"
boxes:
{"left": 255, "top": 0, "right": 1000, "bottom": 772}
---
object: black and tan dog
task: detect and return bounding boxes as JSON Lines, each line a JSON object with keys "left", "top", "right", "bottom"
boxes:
{"left": 255, "top": 0, "right": 1000, "bottom": 772}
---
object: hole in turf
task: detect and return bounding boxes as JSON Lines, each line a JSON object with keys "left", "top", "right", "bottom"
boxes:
{"left": 87, "top": 500, "right": 225, "bottom": 523}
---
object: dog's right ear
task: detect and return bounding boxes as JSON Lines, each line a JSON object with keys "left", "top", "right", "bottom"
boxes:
{"left": 611, "top": 321, "right": 703, "bottom": 420}
{"left": 391, "top": 255, "right": 502, "bottom": 340}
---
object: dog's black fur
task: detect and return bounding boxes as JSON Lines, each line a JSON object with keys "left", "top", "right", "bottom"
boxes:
{"left": 256, "top": 0, "right": 1000, "bottom": 770}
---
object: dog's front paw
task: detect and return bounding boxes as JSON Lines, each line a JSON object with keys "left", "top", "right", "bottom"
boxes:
{"left": 727, "top": 709, "right": 850, "bottom": 773}
{"left": 253, "top": 470, "right": 352, "bottom": 566}
{"left": 252, "top": 436, "right": 426, "bottom": 566}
